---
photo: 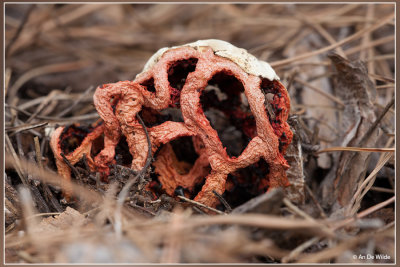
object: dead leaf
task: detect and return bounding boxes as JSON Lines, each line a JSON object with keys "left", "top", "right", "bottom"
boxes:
{"left": 320, "top": 54, "right": 381, "bottom": 213}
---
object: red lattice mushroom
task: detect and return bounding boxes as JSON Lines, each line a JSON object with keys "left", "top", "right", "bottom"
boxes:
{"left": 50, "top": 39, "right": 293, "bottom": 207}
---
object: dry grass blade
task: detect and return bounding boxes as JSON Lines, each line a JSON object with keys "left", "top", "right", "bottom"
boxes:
{"left": 5, "top": 153, "right": 102, "bottom": 204}
{"left": 270, "top": 12, "right": 394, "bottom": 67}
{"left": 7, "top": 60, "right": 92, "bottom": 103}
{"left": 6, "top": 122, "right": 48, "bottom": 135}
{"left": 5, "top": 135, "right": 30, "bottom": 188}
{"left": 293, "top": 78, "right": 344, "bottom": 107}
{"left": 316, "top": 146, "right": 394, "bottom": 154}
{"left": 179, "top": 214, "right": 335, "bottom": 238}
{"left": 296, "top": 230, "right": 390, "bottom": 263}
{"left": 344, "top": 35, "right": 394, "bottom": 56}
{"left": 368, "top": 73, "right": 394, "bottom": 83}
{"left": 5, "top": 4, "right": 35, "bottom": 57}
{"left": 331, "top": 196, "right": 394, "bottom": 231}
{"left": 281, "top": 236, "right": 320, "bottom": 263}
{"left": 348, "top": 150, "right": 393, "bottom": 216}
{"left": 5, "top": 104, "right": 100, "bottom": 122}
{"left": 177, "top": 195, "right": 226, "bottom": 215}
{"left": 56, "top": 86, "right": 95, "bottom": 117}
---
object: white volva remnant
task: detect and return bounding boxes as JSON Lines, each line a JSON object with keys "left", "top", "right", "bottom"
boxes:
{"left": 139, "top": 39, "right": 280, "bottom": 81}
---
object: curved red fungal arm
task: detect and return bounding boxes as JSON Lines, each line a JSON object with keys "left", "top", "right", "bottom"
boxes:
{"left": 50, "top": 41, "right": 293, "bottom": 208}
{"left": 50, "top": 123, "right": 104, "bottom": 198}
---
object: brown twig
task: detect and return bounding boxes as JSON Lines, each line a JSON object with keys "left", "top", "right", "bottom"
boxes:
{"left": 5, "top": 4, "right": 35, "bottom": 57}
{"left": 271, "top": 13, "right": 394, "bottom": 68}
{"left": 178, "top": 195, "right": 226, "bottom": 215}
{"left": 358, "top": 98, "right": 394, "bottom": 146}
{"left": 305, "top": 185, "right": 327, "bottom": 219}
{"left": 212, "top": 190, "right": 232, "bottom": 213}
{"left": 34, "top": 137, "right": 63, "bottom": 212}
{"left": 60, "top": 152, "right": 82, "bottom": 181}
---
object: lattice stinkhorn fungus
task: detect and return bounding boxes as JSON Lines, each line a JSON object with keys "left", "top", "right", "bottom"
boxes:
{"left": 50, "top": 39, "right": 293, "bottom": 208}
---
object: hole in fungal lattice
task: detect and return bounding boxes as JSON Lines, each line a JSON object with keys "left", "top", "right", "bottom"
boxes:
{"left": 139, "top": 106, "right": 184, "bottom": 128}
{"left": 90, "top": 133, "right": 104, "bottom": 159}
{"left": 60, "top": 124, "right": 95, "bottom": 155}
{"left": 169, "top": 136, "right": 199, "bottom": 165}
{"left": 167, "top": 58, "right": 198, "bottom": 107}
{"left": 200, "top": 71, "right": 257, "bottom": 158}
{"left": 114, "top": 135, "right": 133, "bottom": 167}
{"left": 221, "top": 158, "right": 270, "bottom": 209}
{"left": 140, "top": 78, "right": 156, "bottom": 93}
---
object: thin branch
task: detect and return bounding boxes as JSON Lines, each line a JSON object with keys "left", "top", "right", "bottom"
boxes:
{"left": 316, "top": 146, "right": 394, "bottom": 154}
{"left": 358, "top": 98, "right": 394, "bottom": 146}
{"left": 270, "top": 13, "right": 394, "bottom": 68}
{"left": 178, "top": 195, "right": 226, "bottom": 215}
{"left": 56, "top": 85, "right": 95, "bottom": 117}
{"left": 5, "top": 4, "right": 35, "bottom": 57}
{"left": 212, "top": 190, "right": 232, "bottom": 213}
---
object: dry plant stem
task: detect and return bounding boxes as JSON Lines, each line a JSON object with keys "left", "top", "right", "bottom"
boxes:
{"left": 6, "top": 103, "right": 100, "bottom": 122}
{"left": 295, "top": 11, "right": 346, "bottom": 58}
{"left": 368, "top": 73, "right": 394, "bottom": 83}
{"left": 25, "top": 90, "right": 61, "bottom": 123}
{"left": 34, "top": 136, "right": 63, "bottom": 212}
{"left": 171, "top": 214, "right": 334, "bottom": 238}
{"left": 296, "top": 231, "right": 389, "bottom": 263}
{"left": 358, "top": 98, "right": 394, "bottom": 146}
{"left": 283, "top": 198, "right": 314, "bottom": 221}
{"left": 316, "top": 147, "right": 394, "bottom": 154}
{"left": 60, "top": 152, "right": 82, "bottom": 181}
{"left": 294, "top": 78, "right": 344, "bottom": 107}
{"left": 359, "top": 4, "right": 374, "bottom": 61}
{"left": 334, "top": 195, "right": 395, "bottom": 230}
{"left": 5, "top": 153, "right": 102, "bottom": 205}
{"left": 281, "top": 236, "right": 321, "bottom": 263}
{"left": 345, "top": 31, "right": 394, "bottom": 57}
{"left": 283, "top": 198, "right": 334, "bottom": 241}
{"left": 8, "top": 4, "right": 106, "bottom": 56}
{"left": 5, "top": 135, "right": 30, "bottom": 188}
{"left": 376, "top": 84, "right": 394, "bottom": 89}
{"left": 348, "top": 135, "right": 394, "bottom": 216}
{"left": 212, "top": 190, "right": 232, "bottom": 213}
{"left": 18, "top": 92, "right": 92, "bottom": 110}
{"left": 177, "top": 195, "right": 226, "bottom": 215}
{"left": 7, "top": 60, "right": 92, "bottom": 103}
{"left": 5, "top": 4, "right": 35, "bottom": 57}
{"left": 365, "top": 53, "right": 395, "bottom": 63}
{"left": 17, "top": 251, "right": 38, "bottom": 263}
{"left": 305, "top": 185, "right": 327, "bottom": 219}
{"left": 370, "top": 186, "right": 394, "bottom": 194}
{"left": 366, "top": 5, "right": 375, "bottom": 84}
{"left": 270, "top": 13, "right": 394, "bottom": 68}
{"left": 56, "top": 85, "right": 94, "bottom": 117}
{"left": 5, "top": 68, "right": 12, "bottom": 95}
{"left": 6, "top": 122, "right": 48, "bottom": 135}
